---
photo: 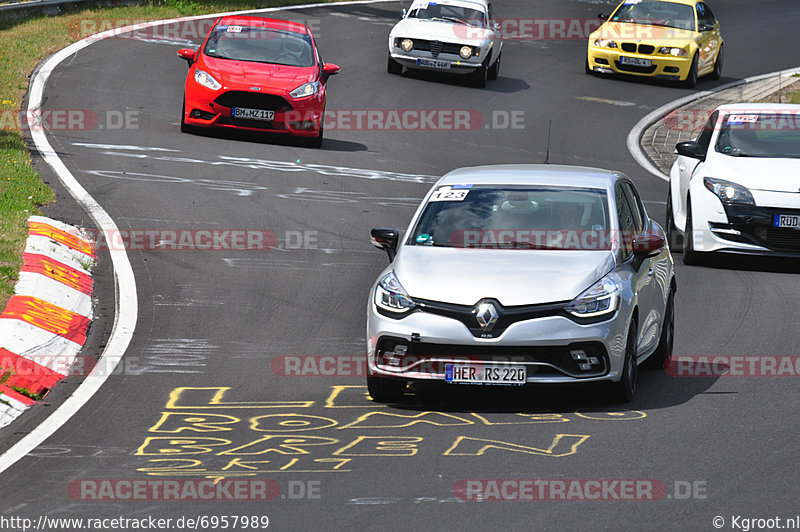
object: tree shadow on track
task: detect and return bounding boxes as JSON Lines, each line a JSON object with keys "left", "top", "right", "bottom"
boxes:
{"left": 186, "top": 128, "right": 368, "bottom": 152}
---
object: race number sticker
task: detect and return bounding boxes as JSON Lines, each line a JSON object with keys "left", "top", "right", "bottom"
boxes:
{"left": 227, "top": 25, "right": 243, "bottom": 33}
{"left": 727, "top": 114, "right": 758, "bottom": 124}
{"left": 430, "top": 186, "right": 470, "bottom": 202}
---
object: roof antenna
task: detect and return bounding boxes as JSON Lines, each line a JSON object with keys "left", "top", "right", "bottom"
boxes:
{"left": 544, "top": 119, "right": 552, "bottom": 164}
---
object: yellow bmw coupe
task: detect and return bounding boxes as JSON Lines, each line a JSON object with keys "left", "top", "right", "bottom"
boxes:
{"left": 586, "top": 0, "right": 723, "bottom": 87}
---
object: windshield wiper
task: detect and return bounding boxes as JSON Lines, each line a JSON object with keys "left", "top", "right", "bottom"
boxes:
{"left": 431, "top": 16, "right": 469, "bottom": 25}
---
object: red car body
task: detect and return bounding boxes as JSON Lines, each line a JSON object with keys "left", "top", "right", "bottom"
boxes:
{"left": 178, "top": 16, "right": 340, "bottom": 147}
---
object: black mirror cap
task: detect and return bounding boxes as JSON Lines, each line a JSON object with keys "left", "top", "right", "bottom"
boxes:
{"left": 675, "top": 140, "right": 705, "bottom": 160}
{"left": 371, "top": 227, "right": 399, "bottom": 261}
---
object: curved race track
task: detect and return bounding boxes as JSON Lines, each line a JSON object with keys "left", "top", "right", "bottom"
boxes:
{"left": 2, "top": 0, "right": 800, "bottom": 529}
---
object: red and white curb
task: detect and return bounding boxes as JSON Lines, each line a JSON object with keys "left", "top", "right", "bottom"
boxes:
{"left": 0, "top": 215, "right": 94, "bottom": 428}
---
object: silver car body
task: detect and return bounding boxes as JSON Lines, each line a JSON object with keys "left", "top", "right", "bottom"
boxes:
{"left": 366, "top": 165, "right": 675, "bottom": 388}
{"left": 388, "top": 0, "right": 502, "bottom": 75}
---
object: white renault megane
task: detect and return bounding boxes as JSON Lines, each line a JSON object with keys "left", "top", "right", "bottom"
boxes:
{"left": 668, "top": 103, "right": 800, "bottom": 263}
{"left": 366, "top": 165, "right": 676, "bottom": 403}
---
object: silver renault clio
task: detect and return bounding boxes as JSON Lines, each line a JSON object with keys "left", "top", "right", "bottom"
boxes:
{"left": 366, "top": 165, "right": 675, "bottom": 403}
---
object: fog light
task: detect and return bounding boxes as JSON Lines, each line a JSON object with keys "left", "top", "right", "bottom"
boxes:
{"left": 191, "top": 110, "right": 202, "bottom": 118}
{"left": 578, "top": 363, "right": 593, "bottom": 371}
{"left": 588, "top": 357, "right": 599, "bottom": 365}
{"left": 570, "top": 350, "right": 587, "bottom": 361}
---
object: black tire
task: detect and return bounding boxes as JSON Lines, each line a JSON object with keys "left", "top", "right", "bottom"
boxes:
{"left": 646, "top": 290, "right": 675, "bottom": 370}
{"left": 367, "top": 376, "right": 406, "bottom": 403}
{"left": 585, "top": 53, "right": 593, "bottom": 75}
{"left": 682, "top": 198, "right": 703, "bottom": 265}
{"left": 682, "top": 53, "right": 698, "bottom": 88}
{"left": 180, "top": 98, "right": 192, "bottom": 134}
{"left": 387, "top": 55, "right": 402, "bottom": 75}
{"left": 488, "top": 51, "right": 501, "bottom": 80}
{"left": 472, "top": 62, "right": 488, "bottom": 88}
{"left": 709, "top": 45, "right": 723, "bottom": 80}
{"left": 665, "top": 193, "right": 682, "bottom": 251}
{"left": 612, "top": 322, "right": 638, "bottom": 403}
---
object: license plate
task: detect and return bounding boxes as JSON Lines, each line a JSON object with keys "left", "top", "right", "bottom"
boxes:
{"left": 774, "top": 214, "right": 800, "bottom": 229}
{"left": 619, "top": 56, "right": 652, "bottom": 67}
{"left": 416, "top": 58, "right": 450, "bottom": 70}
{"left": 232, "top": 107, "right": 274, "bottom": 121}
{"left": 445, "top": 364, "right": 526, "bottom": 385}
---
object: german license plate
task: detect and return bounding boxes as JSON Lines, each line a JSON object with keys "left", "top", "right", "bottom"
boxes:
{"left": 232, "top": 107, "right": 274, "bottom": 121}
{"left": 445, "top": 364, "right": 526, "bottom": 385}
{"left": 774, "top": 214, "right": 800, "bottom": 229}
{"left": 619, "top": 56, "right": 652, "bottom": 67}
{"left": 417, "top": 58, "right": 450, "bottom": 70}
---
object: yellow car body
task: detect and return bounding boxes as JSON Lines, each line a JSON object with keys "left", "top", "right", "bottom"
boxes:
{"left": 586, "top": 0, "right": 723, "bottom": 87}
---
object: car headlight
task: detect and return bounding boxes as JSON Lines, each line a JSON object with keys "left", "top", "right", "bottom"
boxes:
{"left": 374, "top": 272, "right": 416, "bottom": 315}
{"left": 401, "top": 38, "right": 414, "bottom": 52}
{"left": 658, "top": 46, "right": 688, "bottom": 57}
{"left": 565, "top": 275, "right": 620, "bottom": 318}
{"left": 593, "top": 39, "right": 618, "bottom": 49}
{"left": 289, "top": 81, "right": 320, "bottom": 99}
{"left": 194, "top": 69, "right": 221, "bottom": 91}
{"left": 703, "top": 177, "right": 755, "bottom": 205}
{"left": 459, "top": 45, "right": 473, "bottom": 59}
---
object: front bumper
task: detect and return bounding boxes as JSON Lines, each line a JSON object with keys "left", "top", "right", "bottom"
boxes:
{"left": 587, "top": 45, "right": 691, "bottom": 80}
{"left": 367, "top": 300, "right": 629, "bottom": 385}
{"left": 184, "top": 84, "right": 325, "bottom": 137}
{"left": 389, "top": 52, "right": 484, "bottom": 74}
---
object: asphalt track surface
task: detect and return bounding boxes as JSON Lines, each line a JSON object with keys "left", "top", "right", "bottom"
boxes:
{"left": 2, "top": 0, "right": 800, "bottom": 530}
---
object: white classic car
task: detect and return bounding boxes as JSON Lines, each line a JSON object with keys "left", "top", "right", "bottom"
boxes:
{"left": 388, "top": 0, "right": 503, "bottom": 87}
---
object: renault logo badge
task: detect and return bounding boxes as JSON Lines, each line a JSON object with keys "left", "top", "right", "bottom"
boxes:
{"left": 474, "top": 301, "right": 499, "bottom": 332}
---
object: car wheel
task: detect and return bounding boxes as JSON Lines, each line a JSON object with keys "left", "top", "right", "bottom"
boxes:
{"left": 367, "top": 375, "right": 406, "bottom": 403}
{"left": 709, "top": 45, "right": 723, "bottom": 80}
{"left": 585, "top": 52, "right": 593, "bottom": 75}
{"left": 488, "top": 51, "right": 501, "bottom": 80}
{"left": 682, "top": 198, "right": 703, "bottom": 265}
{"left": 387, "top": 55, "right": 402, "bottom": 75}
{"left": 180, "top": 98, "right": 193, "bottom": 134}
{"left": 665, "top": 193, "right": 682, "bottom": 251}
{"left": 612, "top": 322, "right": 638, "bottom": 403}
{"left": 646, "top": 289, "right": 675, "bottom": 370}
{"left": 472, "top": 62, "right": 488, "bottom": 88}
{"left": 682, "top": 53, "right": 698, "bottom": 88}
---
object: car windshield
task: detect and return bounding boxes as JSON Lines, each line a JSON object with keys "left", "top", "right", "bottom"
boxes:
{"left": 203, "top": 25, "right": 315, "bottom": 67}
{"left": 715, "top": 113, "right": 800, "bottom": 158}
{"left": 611, "top": 0, "right": 695, "bottom": 31}
{"left": 410, "top": 186, "right": 610, "bottom": 249}
{"left": 408, "top": 4, "right": 486, "bottom": 26}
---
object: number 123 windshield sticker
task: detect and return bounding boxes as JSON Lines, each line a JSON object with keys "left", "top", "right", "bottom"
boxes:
{"left": 430, "top": 185, "right": 471, "bottom": 202}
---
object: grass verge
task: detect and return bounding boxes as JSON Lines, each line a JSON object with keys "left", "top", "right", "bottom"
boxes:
{"left": 0, "top": 0, "right": 346, "bottom": 309}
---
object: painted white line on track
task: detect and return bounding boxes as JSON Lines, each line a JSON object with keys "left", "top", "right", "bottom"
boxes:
{"left": 0, "top": 0, "right": 399, "bottom": 476}
{"left": 627, "top": 66, "right": 800, "bottom": 182}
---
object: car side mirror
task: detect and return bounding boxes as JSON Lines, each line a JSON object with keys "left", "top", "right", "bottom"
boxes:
{"left": 675, "top": 140, "right": 706, "bottom": 161}
{"left": 492, "top": 21, "right": 501, "bottom": 31}
{"left": 401, "top": 8, "right": 408, "bottom": 18}
{"left": 699, "top": 23, "right": 714, "bottom": 32}
{"left": 598, "top": 13, "right": 608, "bottom": 20}
{"left": 322, "top": 63, "right": 340, "bottom": 83}
{"left": 632, "top": 231, "right": 666, "bottom": 257}
{"left": 177, "top": 48, "right": 197, "bottom": 66}
{"left": 371, "top": 227, "right": 399, "bottom": 262}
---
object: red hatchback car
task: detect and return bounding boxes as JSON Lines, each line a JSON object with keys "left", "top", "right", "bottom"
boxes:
{"left": 178, "top": 16, "right": 340, "bottom": 147}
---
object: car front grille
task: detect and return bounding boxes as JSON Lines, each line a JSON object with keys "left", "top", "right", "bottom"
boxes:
{"left": 375, "top": 338, "right": 609, "bottom": 379}
{"left": 216, "top": 116, "right": 286, "bottom": 130}
{"left": 614, "top": 61, "right": 657, "bottom": 74}
{"left": 621, "top": 43, "right": 655, "bottom": 54}
{"left": 763, "top": 228, "right": 800, "bottom": 250}
{"left": 412, "top": 39, "right": 463, "bottom": 58}
{"left": 213, "top": 91, "right": 293, "bottom": 112}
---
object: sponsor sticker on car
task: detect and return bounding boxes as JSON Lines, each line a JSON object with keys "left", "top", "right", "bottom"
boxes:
{"left": 727, "top": 114, "right": 759, "bottom": 124}
{"left": 430, "top": 186, "right": 469, "bottom": 202}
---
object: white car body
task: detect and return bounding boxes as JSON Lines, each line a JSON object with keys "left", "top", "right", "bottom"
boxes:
{"left": 669, "top": 103, "right": 800, "bottom": 259}
{"left": 388, "top": 0, "right": 502, "bottom": 82}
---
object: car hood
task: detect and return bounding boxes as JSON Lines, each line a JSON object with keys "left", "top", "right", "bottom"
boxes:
{"left": 592, "top": 21, "right": 697, "bottom": 43}
{"left": 706, "top": 155, "right": 800, "bottom": 193}
{"left": 200, "top": 56, "right": 315, "bottom": 92}
{"left": 393, "top": 246, "right": 616, "bottom": 306}
{"left": 390, "top": 17, "right": 490, "bottom": 44}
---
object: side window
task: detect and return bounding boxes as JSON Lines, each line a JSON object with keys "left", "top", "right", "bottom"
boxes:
{"left": 616, "top": 186, "right": 635, "bottom": 258}
{"left": 621, "top": 183, "right": 645, "bottom": 233}
{"left": 697, "top": 3, "right": 715, "bottom": 27}
{"left": 695, "top": 111, "right": 718, "bottom": 154}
